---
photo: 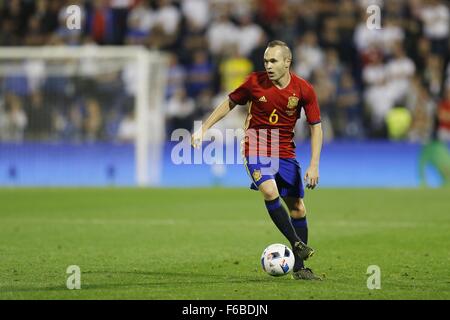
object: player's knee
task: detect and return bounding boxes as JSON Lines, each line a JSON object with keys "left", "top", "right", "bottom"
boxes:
{"left": 259, "top": 183, "right": 279, "bottom": 201}
{"left": 290, "top": 202, "right": 306, "bottom": 219}
{"left": 262, "top": 189, "right": 279, "bottom": 201}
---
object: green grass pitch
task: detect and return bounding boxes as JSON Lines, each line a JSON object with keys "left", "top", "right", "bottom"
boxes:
{"left": 0, "top": 187, "right": 449, "bottom": 300}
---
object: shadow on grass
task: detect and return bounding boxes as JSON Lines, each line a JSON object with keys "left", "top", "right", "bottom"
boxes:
{"left": 1, "top": 269, "right": 280, "bottom": 293}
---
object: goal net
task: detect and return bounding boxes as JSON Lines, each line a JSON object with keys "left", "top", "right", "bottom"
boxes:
{"left": 0, "top": 46, "right": 168, "bottom": 186}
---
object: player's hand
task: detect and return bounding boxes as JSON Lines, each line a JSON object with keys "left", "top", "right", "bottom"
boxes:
{"left": 304, "top": 165, "right": 319, "bottom": 189}
{"left": 191, "top": 128, "right": 204, "bottom": 149}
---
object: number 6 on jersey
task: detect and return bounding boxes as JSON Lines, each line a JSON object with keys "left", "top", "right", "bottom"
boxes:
{"left": 269, "top": 109, "right": 279, "bottom": 124}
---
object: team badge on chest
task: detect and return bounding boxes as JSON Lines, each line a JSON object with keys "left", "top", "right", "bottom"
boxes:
{"left": 286, "top": 95, "right": 299, "bottom": 116}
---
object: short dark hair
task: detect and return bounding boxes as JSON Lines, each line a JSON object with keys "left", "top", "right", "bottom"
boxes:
{"left": 266, "top": 40, "right": 292, "bottom": 61}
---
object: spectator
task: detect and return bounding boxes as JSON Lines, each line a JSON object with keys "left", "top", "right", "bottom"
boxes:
{"left": 177, "top": 16, "right": 209, "bottom": 65}
{"left": 380, "top": 18, "right": 405, "bottom": 55}
{"left": 84, "top": 98, "right": 103, "bottom": 141}
{"left": 385, "top": 106, "right": 413, "bottom": 140}
{"left": 1, "top": 0, "right": 29, "bottom": 40}
{"left": 320, "top": 17, "right": 341, "bottom": 52}
{"left": 335, "top": 70, "right": 364, "bottom": 138}
{"left": 385, "top": 43, "right": 416, "bottom": 105}
{"left": 24, "top": 15, "right": 46, "bottom": 45}
{"left": 33, "top": 0, "right": 59, "bottom": 37}
{"left": 25, "top": 91, "right": 52, "bottom": 140}
{"left": 324, "top": 48, "right": 344, "bottom": 89}
{"left": 437, "top": 86, "right": 450, "bottom": 141}
{"left": 353, "top": 11, "right": 383, "bottom": 56}
{"left": 1, "top": 94, "right": 28, "bottom": 142}
{"left": 294, "top": 31, "right": 325, "bottom": 81}
{"left": 181, "top": 0, "right": 210, "bottom": 30}
{"left": 207, "top": 12, "right": 238, "bottom": 58}
{"left": 0, "top": 18, "right": 20, "bottom": 46}
{"left": 125, "top": 0, "right": 155, "bottom": 45}
{"left": 165, "top": 53, "right": 187, "bottom": 99}
{"left": 311, "top": 68, "right": 336, "bottom": 141}
{"left": 153, "top": 0, "right": 181, "bottom": 47}
{"left": 117, "top": 111, "right": 136, "bottom": 143}
{"left": 219, "top": 44, "right": 253, "bottom": 93}
{"left": 412, "top": 36, "right": 432, "bottom": 75}
{"left": 86, "top": 0, "right": 114, "bottom": 45}
{"left": 3, "top": 68, "right": 29, "bottom": 98}
{"left": 110, "top": 0, "right": 133, "bottom": 45}
{"left": 248, "top": 32, "right": 268, "bottom": 72}
{"left": 194, "top": 88, "right": 214, "bottom": 120}
{"left": 256, "top": 0, "right": 283, "bottom": 28}
{"left": 418, "top": 0, "right": 449, "bottom": 55}
{"left": 64, "top": 101, "right": 83, "bottom": 142}
{"left": 335, "top": 0, "right": 358, "bottom": 63}
{"left": 235, "top": 13, "right": 265, "bottom": 58}
{"left": 166, "top": 87, "right": 196, "bottom": 134}
{"left": 272, "top": 3, "right": 300, "bottom": 49}
{"left": 408, "top": 77, "right": 437, "bottom": 143}
{"left": 56, "top": 0, "right": 85, "bottom": 45}
{"left": 423, "top": 54, "right": 445, "bottom": 98}
{"left": 446, "top": 61, "right": 450, "bottom": 88}
{"left": 362, "top": 49, "right": 394, "bottom": 134}
{"left": 186, "top": 50, "right": 213, "bottom": 98}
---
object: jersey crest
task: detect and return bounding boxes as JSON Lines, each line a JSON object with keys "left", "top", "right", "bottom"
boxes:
{"left": 286, "top": 95, "right": 299, "bottom": 116}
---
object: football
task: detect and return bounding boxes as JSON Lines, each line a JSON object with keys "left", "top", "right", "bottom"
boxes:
{"left": 260, "top": 243, "right": 295, "bottom": 276}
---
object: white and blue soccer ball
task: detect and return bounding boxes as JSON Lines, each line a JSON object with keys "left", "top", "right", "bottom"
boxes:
{"left": 261, "top": 243, "right": 295, "bottom": 276}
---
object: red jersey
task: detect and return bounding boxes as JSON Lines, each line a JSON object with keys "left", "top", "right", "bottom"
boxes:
{"left": 229, "top": 71, "right": 321, "bottom": 158}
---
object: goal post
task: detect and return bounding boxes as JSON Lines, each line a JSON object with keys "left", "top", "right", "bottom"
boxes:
{"left": 0, "top": 46, "right": 168, "bottom": 186}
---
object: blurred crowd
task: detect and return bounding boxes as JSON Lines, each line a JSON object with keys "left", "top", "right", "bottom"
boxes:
{"left": 0, "top": 0, "right": 450, "bottom": 143}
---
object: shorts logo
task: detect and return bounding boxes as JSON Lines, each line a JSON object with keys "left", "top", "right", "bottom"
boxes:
{"left": 252, "top": 169, "right": 262, "bottom": 182}
{"left": 286, "top": 95, "right": 299, "bottom": 116}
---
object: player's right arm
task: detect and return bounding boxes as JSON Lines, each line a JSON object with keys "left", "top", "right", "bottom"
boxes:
{"left": 192, "top": 72, "right": 253, "bottom": 148}
{"left": 191, "top": 98, "right": 237, "bottom": 148}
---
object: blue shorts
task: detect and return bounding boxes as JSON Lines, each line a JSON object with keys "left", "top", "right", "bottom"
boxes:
{"left": 243, "top": 156, "right": 304, "bottom": 198}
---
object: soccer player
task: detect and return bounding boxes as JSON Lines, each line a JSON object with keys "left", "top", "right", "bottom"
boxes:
{"left": 191, "top": 40, "right": 323, "bottom": 280}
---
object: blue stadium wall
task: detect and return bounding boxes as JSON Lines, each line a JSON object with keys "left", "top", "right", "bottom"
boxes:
{"left": 0, "top": 141, "right": 444, "bottom": 187}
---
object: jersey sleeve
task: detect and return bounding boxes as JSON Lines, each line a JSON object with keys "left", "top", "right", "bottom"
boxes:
{"left": 302, "top": 80, "right": 321, "bottom": 125}
{"left": 228, "top": 73, "right": 253, "bottom": 105}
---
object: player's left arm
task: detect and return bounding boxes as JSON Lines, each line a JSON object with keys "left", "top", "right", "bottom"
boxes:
{"left": 305, "top": 123, "right": 323, "bottom": 189}
{"left": 302, "top": 79, "right": 323, "bottom": 190}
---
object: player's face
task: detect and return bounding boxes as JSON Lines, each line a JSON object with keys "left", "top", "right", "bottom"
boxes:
{"left": 264, "top": 47, "right": 290, "bottom": 82}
